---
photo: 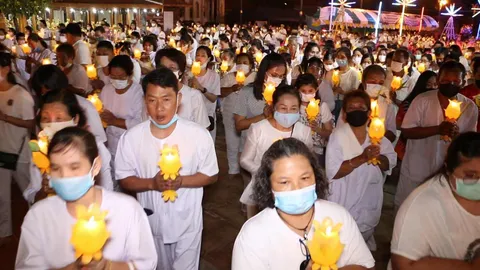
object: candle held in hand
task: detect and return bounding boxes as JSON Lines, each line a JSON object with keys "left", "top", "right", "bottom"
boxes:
{"left": 368, "top": 117, "right": 385, "bottom": 165}
{"left": 417, "top": 63, "right": 426, "bottom": 73}
{"left": 42, "top": 58, "right": 52, "bottom": 65}
{"left": 220, "top": 60, "right": 229, "bottom": 72}
{"left": 87, "top": 94, "right": 107, "bottom": 128}
{"left": 191, "top": 61, "right": 202, "bottom": 76}
{"left": 255, "top": 52, "right": 263, "bottom": 64}
{"left": 307, "top": 217, "right": 344, "bottom": 270}
{"left": 134, "top": 49, "right": 142, "bottom": 59}
{"left": 263, "top": 82, "right": 276, "bottom": 105}
{"left": 306, "top": 99, "right": 320, "bottom": 121}
{"left": 441, "top": 99, "right": 462, "bottom": 142}
{"left": 213, "top": 49, "right": 220, "bottom": 58}
{"left": 71, "top": 204, "right": 110, "bottom": 265}
{"left": 21, "top": 44, "right": 31, "bottom": 54}
{"left": 158, "top": 144, "right": 183, "bottom": 202}
{"left": 236, "top": 71, "right": 246, "bottom": 85}
{"left": 332, "top": 70, "right": 340, "bottom": 87}
{"left": 391, "top": 76, "right": 402, "bottom": 91}
{"left": 86, "top": 64, "right": 97, "bottom": 79}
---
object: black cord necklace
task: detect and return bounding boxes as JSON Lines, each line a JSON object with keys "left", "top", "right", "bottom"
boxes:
{"left": 277, "top": 206, "right": 315, "bottom": 239}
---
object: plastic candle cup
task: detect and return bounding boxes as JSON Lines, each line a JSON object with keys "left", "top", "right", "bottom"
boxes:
{"left": 235, "top": 48, "right": 240, "bottom": 55}
{"left": 42, "top": 59, "right": 52, "bottom": 65}
{"left": 255, "top": 52, "right": 263, "bottom": 64}
{"left": 417, "top": 63, "right": 426, "bottom": 73}
{"left": 21, "top": 44, "right": 31, "bottom": 54}
{"left": 87, "top": 94, "right": 106, "bottom": 128}
{"left": 213, "top": 49, "right": 220, "bottom": 59}
{"left": 307, "top": 217, "right": 344, "bottom": 270}
{"left": 191, "top": 61, "right": 202, "bottom": 76}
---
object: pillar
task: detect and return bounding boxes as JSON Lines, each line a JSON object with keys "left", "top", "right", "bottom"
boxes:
{"left": 0, "top": 13, "right": 6, "bottom": 30}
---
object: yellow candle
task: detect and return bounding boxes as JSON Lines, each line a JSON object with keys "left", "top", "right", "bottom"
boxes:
{"left": 445, "top": 99, "right": 462, "bottom": 120}
{"left": 368, "top": 117, "right": 385, "bottom": 165}
{"left": 235, "top": 48, "right": 241, "bottom": 55}
{"left": 417, "top": 63, "right": 426, "bottom": 73}
{"left": 169, "top": 37, "right": 176, "bottom": 48}
{"left": 255, "top": 52, "right": 263, "bottom": 64}
{"left": 86, "top": 64, "right": 97, "bottom": 79}
{"left": 242, "top": 47, "right": 248, "bottom": 53}
{"left": 42, "top": 58, "right": 52, "bottom": 65}
{"left": 307, "top": 217, "right": 344, "bottom": 270}
{"left": 391, "top": 76, "right": 402, "bottom": 91}
{"left": 432, "top": 53, "right": 436, "bottom": 62}
{"left": 208, "top": 44, "right": 213, "bottom": 50}
{"left": 236, "top": 71, "right": 246, "bottom": 84}
{"left": 21, "top": 44, "right": 31, "bottom": 54}
{"left": 306, "top": 99, "right": 320, "bottom": 121}
{"left": 53, "top": 44, "right": 59, "bottom": 52}
{"left": 191, "top": 61, "right": 202, "bottom": 76}
{"left": 220, "top": 60, "right": 229, "bottom": 72}
{"left": 38, "top": 136, "right": 49, "bottom": 155}
{"left": 263, "top": 82, "right": 276, "bottom": 105}
{"left": 71, "top": 204, "right": 110, "bottom": 265}
{"left": 11, "top": 46, "right": 16, "bottom": 54}
{"left": 87, "top": 93, "right": 103, "bottom": 112}
{"left": 158, "top": 144, "right": 182, "bottom": 202}
{"left": 370, "top": 99, "right": 379, "bottom": 118}
{"left": 31, "top": 151, "right": 50, "bottom": 174}
{"left": 332, "top": 70, "right": 340, "bottom": 87}
{"left": 213, "top": 49, "right": 220, "bottom": 58}
{"left": 134, "top": 49, "right": 142, "bottom": 59}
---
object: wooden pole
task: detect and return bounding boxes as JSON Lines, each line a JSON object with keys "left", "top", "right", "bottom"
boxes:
{"left": 418, "top": 7, "right": 424, "bottom": 33}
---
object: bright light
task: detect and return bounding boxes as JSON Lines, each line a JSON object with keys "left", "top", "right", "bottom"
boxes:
{"left": 143, "top": 9, "right": 147, "bottom": 12}
{"left": 151, "top": 9, "right": 155, "bottom": 12}
{"left": 100, "top": 10, "right": 104, "bottom": 14}
{"left": 441, "top": 4, "right": 463, "bottom": 17}
{"left": 92, "top": 8, "right": 97, "bottom": 13}
{"left": 80, "top": 11, "right": 83, "bottom": 14}
{"left": 284, "top": 2, "right": 287, "bottom": 5}
{"left": 70, "top": 8, "right": 75, "bottom": 13}
{"left": 45, "top": 7, "right": 50, "bottom": 12}
{"left": 108, "top": 10, "right": 111, "bottom": 13}
{"left": 133, "top": 8, "right": 137, "bottom": 13}
{"left": 392, "top": 0, "right": 416, "bottom": 8}
{"left": 127, "top": 8, "right": 130, "bottom": 12}
{"left": 113, "top": 8, "right": 118, "bottom": 12}
{"left": 473, "top": 1, "right": 480, "bottom": 18}
{"left": 332, "top": 0, "right": 356, "bottom": 8}
{"left": 439, "top": 0, "right": 448, "bottom": 7}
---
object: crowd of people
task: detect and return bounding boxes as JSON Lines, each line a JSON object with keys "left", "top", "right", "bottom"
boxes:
{"left": 0, "top": 18, "right": 479, "bottom": 270}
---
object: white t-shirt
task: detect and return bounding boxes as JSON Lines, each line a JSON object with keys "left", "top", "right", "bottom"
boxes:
{"left": 131, "top": 58, "right": 141, "bottom": 84}
{"left": 67, "top": 64, "right": 92, "bottom": 94}
{"left": 318, "top": 80, "right": 335, "bottom": 112}
{"left": 178, "top": 84, "right": 210, "bottom": 128}
{"left": 299, "top": 102, "right": 333, "bottom": 154}
{"left": 325, "top": 68, "right": 361, "bottom": 100}
{"left": 99, "top": 82, "right": 145, "bottom": 157}
{"left": 389, "top": 175, "right": 480, "bottom": 269}
{"left": 384, "top": 71, "right": 418, "bottom": 102}
{"left": 115, "top": 119, "right": 219, "bottom": 243}
{"left": 232, "top": 200, "right": 375, "bottom": 270}
{"left": 0, "top": 85, "right": 35, "bottom": 163}
{"left": 194, "top": 69, "right": 221, "bottom": 117}
{"left": 73, "top": 39, "right": 92, "bottom": 65}
{"left": 15, "top": 188, "right": 157, "bottom": 269}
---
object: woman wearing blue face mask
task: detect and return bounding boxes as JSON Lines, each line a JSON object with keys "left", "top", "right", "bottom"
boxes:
{"left": 390, "top": 132, "right": 480, "bottom": 270}
{"left": 325, "top": 47, "right": 361, "bottom": 123}
{"left": 24, "top": 90, "right": 113, "bottom": 203}
{"left": 16, "top": 127, "right": 157, "bottom": 270}
{"left": 239, "top": 85, "right": 313, "bottom": 219}
{"left": 99, "top": 55, "right": 144, "bottom": 160}
{"left": 232, "top": 138, "right": 375, "bottom": 270}
{"left": 24, "top": 33, "right": 56, "bottom": 76}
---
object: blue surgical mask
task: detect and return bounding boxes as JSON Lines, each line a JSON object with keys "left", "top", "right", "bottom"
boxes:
{"left": 273, "top": 184, "right": 317, "bottom": 215}
{"left": 274, "top": 111, "right": 300, "bottom": 128}
{"left": 453, "top": 177, "right": 480, "bottom": 201}
{"left": 336, "top": 59, "right": 348, "bottom": 68}
{"left": 49, "top": 160, "right": 96, "bottom": 201}
{"left": 150, "top": 114, "right": 179, "bottom": 129}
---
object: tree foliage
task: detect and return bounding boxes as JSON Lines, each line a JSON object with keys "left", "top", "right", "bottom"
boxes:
{"left": 0, "top": 0, "right": 50, "bottom": 18}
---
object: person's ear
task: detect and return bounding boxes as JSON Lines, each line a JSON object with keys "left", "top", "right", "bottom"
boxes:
{"left": 92, "top": 157, "right": 102, "bottom": 178}
{"left": 73, "top": 114, "right": 80, "bottom": 125}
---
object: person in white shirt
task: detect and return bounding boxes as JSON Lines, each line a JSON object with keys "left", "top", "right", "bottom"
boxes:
{"left": 390, "top": 132, "right": 480, "bottom": 270}
{"left": 220, "top": 53, "right": 256, "bottom": 175}
{"left": 395, "top": 61, "right": 478, "bottom": 210}
{"left": 305, "top": 57, "right": 335, "bottom": 111}
{"left": 24, "top": 90, "right": 113, "bottom": 203}
{"left": 116, "top": 42, "right": 141, "bottom": 84}
{"left": 66, "top": 23, "right": 92, "bottom": 66}
{"left": 0, "top": 28, "right": 14, "bottom": 49}
{"left": 240, "top": 85, "right": 313, "bottom": 219}
{"left": 154, "top": 48, "right": 210, "bottom": 128}
{"left": 56, "top": 43, "right": 92, "bottom": 96}
{"left": 292, "top": 42, "right": 321, "bottom": 84}
{"left": 385, "top": 49, "right": 420, "bottom": 106}
{"left": 91, "top": 41, "right": 115, "bottom": 90}
{"left": 11, "top": 32, "right": 30, "bottom": 81}
{"left": 130, "top": 31, "right": 143, "bottom": 52}
{"left": 116, "top": 68, "right": 219, "bottom": 270}
{"left": 30, "top": 65, "right": 107, "bottom": 144}
{"left": 16, "top": 127, "right": 157, "bottom": 270}
{"left": 38, "top": 20, "right": 52, "bottom": 47}
{"left": 326, "top": 90, "right": 397, "bottom": 250}
{"left": 0, "top": 52, "right": 35, "bottom": 247}
{"left": 232, "top": 137, "right": 375, "bottom": 270}
{"left": 295, "top": 74, "right": 333, "bottom": 163}
{"left": 140, "top": 35, "right": 157, "bottom": 74}
{"left": 99, "top": 55, "right": 144, "bottom": 159}
{"left": 25, "top": 33, "right": 56, "bottom": 76}
{"left": 187, "top": 46, "right": 221, "bottom": 140}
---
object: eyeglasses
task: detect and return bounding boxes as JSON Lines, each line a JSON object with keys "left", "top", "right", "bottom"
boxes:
{"left": 299, "top": 238, "right": 311, "bottom": 270}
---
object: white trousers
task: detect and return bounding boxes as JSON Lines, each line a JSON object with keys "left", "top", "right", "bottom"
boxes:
{"left": 153, "top": 231, "right": 202, "bottom": 270}
{"left": 0, "top": 163, "right": 30, "bottom": 237}
{"left": 221, "top": 96, "right": 241, "bottom": 174}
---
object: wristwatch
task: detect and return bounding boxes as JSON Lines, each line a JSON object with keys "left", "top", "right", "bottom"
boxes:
{"left": 201, "top": 88, "right": 207, "bottom": 94}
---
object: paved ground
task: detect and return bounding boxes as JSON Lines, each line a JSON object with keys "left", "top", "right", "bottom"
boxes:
{"left": 1, "top": 116, "right": 398, "bottom": 270}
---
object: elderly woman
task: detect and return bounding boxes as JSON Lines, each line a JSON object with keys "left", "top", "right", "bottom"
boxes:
{"left": 232, "top": 138, "right": 375, "bottom": 270}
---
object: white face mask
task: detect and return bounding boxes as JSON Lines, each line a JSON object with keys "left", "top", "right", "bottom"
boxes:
{"left": 96, "top": 55, "right": 110, "bottom": 68}
{"left": 40, "top": 119, "right": 77, "bottom": 141}
{"left": 200, "top": 61, "right": 208, "bottom": 70}
{"left": 266, "top": 75, "right": 282, "bottom": 87}
{"left": 111, "top": 79, "right": 129, "bottom": 89}
{"left": 324, "top": 64, "right": 334, "bottom": 71}
{"left": 365, "top": 84, "right": 383, "bottom": 98}
{"left": 301, "top": 93, "right": 316, "bottom": 103}
{"left": 353, "top": 56, "right": 362, "bottom": 65}
{"left": 332, "top": 61, "right": 339, "bottom": 69}
{"left": 378, "top": 55, "right": 386, "bottom": 63}
{"left": 362, "top": 63, "right": 371, "bottom": 69}
{"left": 236, "top": 64, "right": 250, "bottom": 74}
{"left": 391, "top": 61, "right": 404, "bottom": 73}
{"left": 59, "top": 36, "right": 67, "bottom": 43}
{"left": 173, "top": 70, "right": 180, "bottom": 79}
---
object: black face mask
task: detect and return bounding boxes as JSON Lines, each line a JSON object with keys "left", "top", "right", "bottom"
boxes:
{"left": 346, "top": 110, "right": 369, "bottom": 127}
{"left": 475, "top": 80, "right": 480, "bottom": 88}
{"left": 438, "top": 83, "right": 460, "bottom": 98}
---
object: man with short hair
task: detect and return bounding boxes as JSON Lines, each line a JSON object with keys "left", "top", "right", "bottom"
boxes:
{"left": 65, "top": 23, "right": 91, "bottom": 66}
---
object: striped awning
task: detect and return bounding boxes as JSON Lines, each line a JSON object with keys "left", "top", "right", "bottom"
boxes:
{"left": 308, "top": 6, "right": 439, "bottom": 31}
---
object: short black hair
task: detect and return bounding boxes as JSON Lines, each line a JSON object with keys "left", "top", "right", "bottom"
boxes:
{"left": 130, "top": 31, "right": 141, "bottom": 39}
{"left": 155, "top": 48, "right": 187, "bottom": 78}
{"left": 196, "top": 45, "right": 213, "bottom": 63}
{"left": 108, "top": 55, "right": 134, "bottom": 76}
{"left": 49, "top": 127, "right": 99, "bottom": 166}
{"left": 362, "top": 64, "right": 386, "bottom": 83}
{"left": 65, "top": 23, "right": 82, "bottom": 36}
{"left": 272, "top": 84, "right": 301, "bottom": 107}
{"left": 94, "top": 26, "right": 105, "bottom": 33}
{"left": 30, "top": 65, "right": 69, "bottom": 98}
{"left": 295, "top": 73, "right": 319, "bottom": 90}
{"left": 56, "top": 43, "right": 75, "bottom": 59}
{"left": 438, "top": 60, "right": 466, "bottom": 81}
{"left": 143, "top": 35, "right": 158, "bottom": 51}
{"left": 141, "top": 67, "right": 179, "bottom": 94}
{"left": 97, "top": 40, "right": 114, "bottom": 52}
{"left": 15, "top": 32, "right": 25, "bottom": 40}
{"left": 444, "top": 132, "right": 480, "bottom": 175}
{"left": 342, "top": 90, "right": 371, "bottom": 112}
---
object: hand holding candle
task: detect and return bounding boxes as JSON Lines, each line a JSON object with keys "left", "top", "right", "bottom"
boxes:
{"left": 86, "top": 64, "right": 97, "bottom": 80}
{"left": 42, "top": 58, "right": 51, "bottom": 65}
{"left": 391, "top": 76, "right": 402, "bottom": 91}
{"left": 307, "top": 217, "right": 344, "bottom": 270}
{"left": 87, "top": 93, "right": 107, "bottom": 128}
{"left": 236, "top": 71, "right": 246, "bottom": 85}
{"left": 255, "top": 52, "right": 263, "bottom": 64}
{"left": 263, "top": 82, "right": 276, "bottom": 105}
{"left": 158, "top": 144, "right": 182, "bottom": 202}
{"left": 306, "top": 99, "right": 320, "bottom": 121}
{"left": 134, "top": 49, "right": 142, "bottom": 59}
{"left": 417, "top": 63, "right": 426, "bottom": 73}
{"left": 71, "top": 204, "right": 110, "bottom": 265}
{"left": 21, "top": 44, "right": 31, "bottom": 54}
{"left": 213, "top": 49, "right": 221, "bottom": 59}
{"left": 192, "top": 61, "right": 202, "bottom": 76}
{"left": 220, "top": 60, "right": 229, "bottom": 73}
{"left": 332, "top": 70, "right": 340, "bottom": 87}
{"left": 29, "top": 136, "right": 50, "bottom": 174}
{"left": 368, "top": 117, "right": 385, "bottom": 165}
{"left": 441, "top": 99, "right": 462, "bottom": 142}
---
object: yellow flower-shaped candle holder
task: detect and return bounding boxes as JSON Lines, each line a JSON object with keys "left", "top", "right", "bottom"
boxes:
{"left": 158, "top": 144, "right": 182, "bottom": 202}
{"left": 307, "top": 217, "right": 344, "bottom": 270}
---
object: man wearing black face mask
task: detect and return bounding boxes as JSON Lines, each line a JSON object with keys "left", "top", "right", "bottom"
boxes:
{"left": 395, "top": 61, "right": 478, "bottom": 211}
{"left": 460, "top": 57, "right": 480, "bottom": 132}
